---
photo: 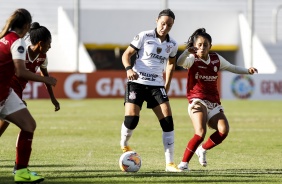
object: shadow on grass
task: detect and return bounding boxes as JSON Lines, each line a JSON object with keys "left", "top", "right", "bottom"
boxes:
{"left": 1, "top": 168, "right": 282, "bottom": 184}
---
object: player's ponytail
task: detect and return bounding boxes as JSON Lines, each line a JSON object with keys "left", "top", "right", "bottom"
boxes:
{"left": 186, "top": 28, "right": 212, "bottom": 49}
{"left": 29, "top": 22, "right": 51, "bottom": 45}
{"left": 0, "top": 9, "right": 32, "bottom": 38}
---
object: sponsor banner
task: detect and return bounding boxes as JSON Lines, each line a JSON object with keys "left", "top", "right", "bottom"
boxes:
{"left": 221, "top": 72, "right": 282, "bottom": 100}
{"left": 23, "top": 71, "right": 193, "bottom": 99}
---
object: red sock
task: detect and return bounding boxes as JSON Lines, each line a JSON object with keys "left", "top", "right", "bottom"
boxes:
{"left": 15, "top": 130, "right": 33, "bottom": 170}
{"left": 202, "top": 131, "right": 227, "bottom": 150}
{"left": 182, "top": 134, "right": 203, "bottom": 162}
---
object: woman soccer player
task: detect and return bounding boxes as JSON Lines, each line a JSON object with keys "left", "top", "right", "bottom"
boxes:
{"left": 176, "top": 28, "right": 258, "bottom": 171}
{"left": 0, "top": 22, "right": 60, "bottom": 137}
{"left": 119, "top": 9, "right": 182, "bottom": 172}
{"left": 0, "top": 9, "right": 57, "bottom": 183}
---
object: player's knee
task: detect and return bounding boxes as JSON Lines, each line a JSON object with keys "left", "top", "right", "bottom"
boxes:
{"left": 159, "top": 116, "right": 174, "bottom": 132}
{"left": 124, "top": 116, "right": 139, "bottom": 130}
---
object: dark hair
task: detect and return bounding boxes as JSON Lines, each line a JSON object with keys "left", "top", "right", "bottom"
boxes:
{"left": 186, "top": 28, "right": 212, "bottom": 49}
{"left": 29, "top": 22, "right": 51, "bottom": 45}
{"left": 0, "top": 8, "right": 32, "bottom": 38}
{"left": 158, "top": 9, "right": 175, "bottom": 20}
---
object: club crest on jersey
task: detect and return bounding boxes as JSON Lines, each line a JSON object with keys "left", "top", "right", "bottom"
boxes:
{"left": 129, "top": 91, "right": 137, "bottom": 100}
{"left": 214, "top": 66, "right": 218, "bottom": 72}
{"left": 166, "top": 45, "right": 173, "bottom": 53}
{"left": 134, "top": 35, "right": 139, "bottom": 41}
{"left": 156, "top": 47, "right": 162, "bottom": 54}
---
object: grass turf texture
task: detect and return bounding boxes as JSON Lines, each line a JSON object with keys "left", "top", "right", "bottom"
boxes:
{"left": 0, "top": 99, "right": 281, "bottom": 184}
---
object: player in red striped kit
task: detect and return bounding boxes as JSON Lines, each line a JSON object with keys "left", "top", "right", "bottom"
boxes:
{"left": 0, "top": 9, "right": 57, "bottom": 183}
{"left": 0, "top": 22, "right": 60, "bottom": 137}
{"left": 176, "top": 28, "right": 258, "bottom": 171}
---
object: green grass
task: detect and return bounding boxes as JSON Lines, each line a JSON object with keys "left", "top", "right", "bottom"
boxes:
{"left": 0, "top": 99, "right": 282, "bottom": 183}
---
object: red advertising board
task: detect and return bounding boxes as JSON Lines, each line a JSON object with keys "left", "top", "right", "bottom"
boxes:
{"left": 23, "top": 71, "right": 222, "bottom": 99}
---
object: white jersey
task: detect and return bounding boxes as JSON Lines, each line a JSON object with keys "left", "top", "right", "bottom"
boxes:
{"left": 130, "top": 29, "right": 178, "bottom": 86}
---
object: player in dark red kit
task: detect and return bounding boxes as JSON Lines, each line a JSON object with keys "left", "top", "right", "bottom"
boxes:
{"left": 0, "top": 9, "right": 57, "bottom": 183}
{"left": 0, "top": 22, "right": 60, "bottom": 137}
{"left": 176, "top": 28, "right": 257, "bottom": 171}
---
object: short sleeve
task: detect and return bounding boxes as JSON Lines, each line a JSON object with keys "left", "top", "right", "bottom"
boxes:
{"left": 40, "top": 56, "right": 48, "bottom": 69}
{"left": 10, "top": 38, "right": 26, "bottom": 60}
{"left": 130, "top": 32, "right": 144, "bottom": 50}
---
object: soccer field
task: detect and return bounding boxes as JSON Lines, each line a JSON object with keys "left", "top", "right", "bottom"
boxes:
{"left": 0, "top": 99, "right": 281, "bottom": 184}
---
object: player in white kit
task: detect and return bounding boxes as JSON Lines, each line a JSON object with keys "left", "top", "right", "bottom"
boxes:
{"left": 119, "top": 9, "right": 182, "bottom": 172}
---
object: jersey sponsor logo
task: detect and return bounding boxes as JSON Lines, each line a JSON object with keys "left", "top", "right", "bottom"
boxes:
{"left": 139, "top": 72, "right": 158, "bottom": 81}
{"left": 145, "top": 52, "right": 166, "bottom": 63}
{"left": 145, "top": 33, "right": 154, "bottom": 37}
{"left": 156, "top": 47, "right": 162, "bottom": 54}
{"left": 134, "top": 35, "right": 139, "bottom": 41}
{"left": 198, "top": 66, "right": 207, "bottom": 69}
{"left": 195, "top": 72, "right": 218, "bottom": 81}
{"left": 165, "top": 45, "right": 173, "bottom": 53}
{"left": 17, "top": 46, "right": 25, "bottom": 53}
{"left": 0, "top": 37, "right": 8, "bottom": 45}
{"left": 211, "top": 60, "right": 219, "bottom": 65}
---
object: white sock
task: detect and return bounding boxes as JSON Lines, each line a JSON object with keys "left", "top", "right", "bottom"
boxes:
{"left": 120, "top": 123, "right": 133, "bottom": 147}
{"left": 162, "top": 131, "right": 174, "bottom": 164}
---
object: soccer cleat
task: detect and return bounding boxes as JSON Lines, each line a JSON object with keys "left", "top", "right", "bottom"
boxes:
{"left": 14, "top": 168, "right": 44, "bottom": 183}
{"left": 177, "top": 162, "right": 189, "bottom": 171}
{"left": 165, "top": 163, "right": 183, "bottom": 172}
{"left": 121, "top": 146, "right": 132, "bottom": 153}
{"left": 195, "top": 145, "right": 207, "bottom": 167}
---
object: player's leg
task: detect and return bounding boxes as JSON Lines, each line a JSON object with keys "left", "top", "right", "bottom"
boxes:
{"left": 196, "top": 105, "right": 229, "bottom": 167}
{"left": 152, "top": 98, "right": 181, "bottom": 172}
{"left": 202, "top": 108, "right": 229, "bottom": 150}
{"left": 178, "top": 101, "right": 207, "bottom": 170}
{"left": 0, "top": 119, "right": 10, "bottom": 137}
{"left": 120, "top": 103, "right": 141, "bottom": 152}
{"left": 3, "top": 91, "right": 44, "bottom": 183}
{"left": 120, "top": 82, "right": 143, "bottom": 153}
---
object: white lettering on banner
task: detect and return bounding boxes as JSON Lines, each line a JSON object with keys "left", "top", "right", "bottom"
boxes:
{"left": 261, "top": 80, "right": 282, "bottom": 94}
{"left": 167, "top": 78, "right": 187, "bottom": 96}
{"left": 64, "top": 74, "right": 87, "bottom": 99}
{"left": 23, "top": 82, "right": 43, "bottom": 99}
{"left": 96, "top": 78, "right": 127, "bottom": 96}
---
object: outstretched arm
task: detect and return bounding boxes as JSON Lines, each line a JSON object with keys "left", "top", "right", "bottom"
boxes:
{"left": 40, "top": 67, "right": 60, "bottom": 111}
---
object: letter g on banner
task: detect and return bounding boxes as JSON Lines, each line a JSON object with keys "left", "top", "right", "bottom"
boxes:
{"left": 64, "top": 74, "right": 87, "bottom": 99}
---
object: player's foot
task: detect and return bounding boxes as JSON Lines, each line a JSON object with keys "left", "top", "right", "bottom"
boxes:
{"left": 121, "top": 146, "right": 132, "bottom": 153}
{"left": 178, "top": 162, "right": 189, "bottom": 171}
{"left": 14, "top": 168, "right": 44, "bottom": 183}
{"left": 165, "top": 163, "right": 183, "bottom": 172}
{"left": 195, "top": 145, "right": 207, "bottom": 167}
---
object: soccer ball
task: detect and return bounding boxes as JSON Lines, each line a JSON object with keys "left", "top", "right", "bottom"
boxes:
{"left": 119, "top": 151, "right": 142, "bottom": 172}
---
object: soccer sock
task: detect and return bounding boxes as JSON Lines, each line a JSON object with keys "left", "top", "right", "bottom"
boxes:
{"left": 15, "top": 130, "right": 33, "bottom": 170}
{"left": 182, "top": 134, "right": 204, "bottom": 162}
{"left": 202, "top": 131, "right": 227, "bottom": 150}
{"left": 162, "top": 131, "right": 174, "bottom": 164}
{"left": 120, "top": 123, "right": 133, "bottom": 147}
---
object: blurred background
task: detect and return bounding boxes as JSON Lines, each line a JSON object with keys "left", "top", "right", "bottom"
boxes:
{"left": 0, "top": 0, "right": 281, "bottom": 100}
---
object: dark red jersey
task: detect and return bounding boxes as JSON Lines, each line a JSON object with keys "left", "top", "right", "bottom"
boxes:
{"left": 186, "top": 53, "right": 221, "bottom": 104}
{"left": 10, "top": 51, "right": 47, "bottom": 98}
{"left": 0, "top": 32, "right": 25, "bottom": 101}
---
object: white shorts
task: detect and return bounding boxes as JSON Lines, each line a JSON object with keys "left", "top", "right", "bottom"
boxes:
{"left": 0, "top": 89, "right": 26, "bottom": 119}
{"left": 188, "top": 98, "right": 224, "bottom": 122}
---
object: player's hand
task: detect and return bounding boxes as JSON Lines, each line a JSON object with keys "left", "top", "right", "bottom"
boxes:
{"left": 248, "top": 67, "right": 258, "bottom": 74}
{"left": 51, "top": 99, "right": 60, "bottom": 111}
{"left": 127, "top": 69, "right": 139, "bottom": 80}
{"left": 187, "top": 46, "right": 198, "bottom": 54}
{"left": 45, "top": 76, "right": 57, "bottom": 86}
